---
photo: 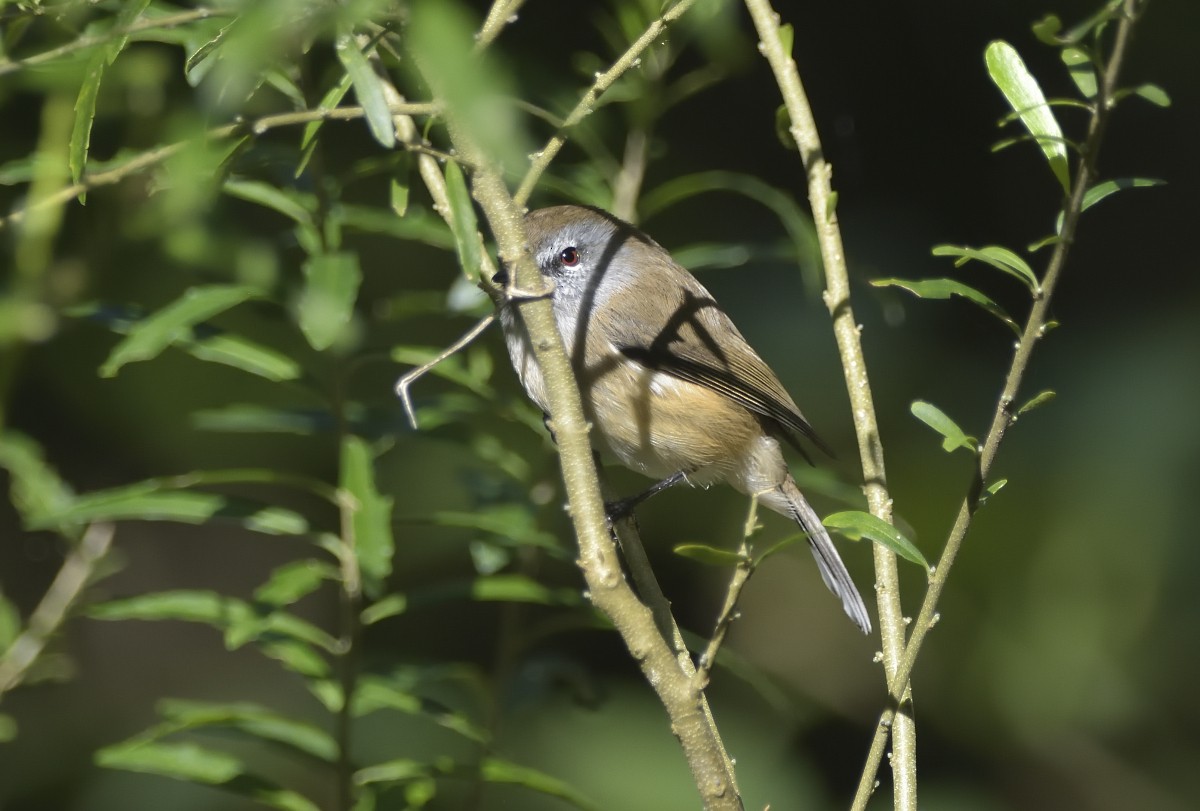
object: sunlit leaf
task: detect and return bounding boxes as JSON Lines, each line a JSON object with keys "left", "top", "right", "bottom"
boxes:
{"left": 932, "top": 244, "right": 1040, "bottom": 294}
{"left": 823, "top": 511, "right": 928, "bottom": 569}
{"left": 340, "top": 437, "right": 394, "bottom": 596}
{"left": 911, "top": 400, "right": 978, "bottom": 454}
{"left": 1061, "top": 46, "right": 1097, "bottom": 98}
{"left": 0, "top": 589, "right": 20, "bottom": 654}
{"left": 98, "top": 286, "right": 263, "bottom": 377}
{"left": 1031, "top": 14, "right": 1063, "bottom": 45}
{"left": 1130, "top": 83, "right": 1171, "bottom": 107}
{"left": 673, "top": 543, "right": 747, "bottom": 567}
{"left": 390, "top": 154, "right": 411, "bottom": 217}
{"left": 986, "top": 40, "right": 1070, "bottom": 193}
{"left": 336, "top": 204, "right": 455, "bottom": 250}
{"left": 390, "top": 345, "right": 494, "bottom": 397}
{"left": 1016, "top": 389, "right": 1056, "bottom": 416}
{"left": 335, "top": 29, "right": 395, "bottom": 149}
{"left": 355, "top": 759, "right": 429, "bottom": 786}
{"left": 0, "top": 714, "right": 16, "bottom": 742}
{"left": 426, "top": 507, "right": 561, "bottom": 552}
{"left": 297, "top": 252, "right": 361, "bottom": 351}
{"left": 297, "top": 74, "right": 353, "bottom": 177}
{"left": 871, "top": 277, "right": 1020, "bottom": 336}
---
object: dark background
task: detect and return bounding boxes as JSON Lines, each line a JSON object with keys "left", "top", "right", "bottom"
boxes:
{"left": 1, "top": 0, "right": 1196, "bottom": 809}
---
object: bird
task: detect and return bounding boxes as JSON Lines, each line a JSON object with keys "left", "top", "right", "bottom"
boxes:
{"left": 493, "top": 204, "right": 871, "bottom": 634}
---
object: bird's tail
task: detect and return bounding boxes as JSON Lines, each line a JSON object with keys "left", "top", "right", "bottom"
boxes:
{"left": 780, "top": 476, "right": 872, "bottom": 634}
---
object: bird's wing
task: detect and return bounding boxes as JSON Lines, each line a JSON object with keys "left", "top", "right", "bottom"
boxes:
{"left": 603, "top": 268, "right": 831, "bottom": 457}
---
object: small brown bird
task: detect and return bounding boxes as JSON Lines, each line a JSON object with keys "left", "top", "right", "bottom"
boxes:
{"left": 495, "top": 205, "right": 871, "bottom": 634}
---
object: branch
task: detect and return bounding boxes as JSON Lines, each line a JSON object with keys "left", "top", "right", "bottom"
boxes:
{"left": 475, "top": 0, "right": 527, "bottom": 51}
{"left": 0, "top": 102, "right": 439, "bottom": 231}
{"left": 513, "top": 0, "right": 699, "bottom": 207}
{"left": 694, "top": 496, "right": 759, "bottom": 688}
{"left": 0, "top": 8, "right": 226, "bottom": 78}
{"left": 418, "top": 60, "right": 745, "bottom": 811}
{"left": 742, "top": 1, "right": 916, "bottom": 807}
{"left": 0, "top": 523, "right": 115, "bottom": 696}
{"left": 850, "top": 2, "right": 1147, "bottom": 805}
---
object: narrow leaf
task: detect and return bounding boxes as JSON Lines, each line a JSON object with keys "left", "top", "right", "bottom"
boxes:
{"left": 0, "top": 431, "right": 75, "bottom": 528}
{"left": 1016, "top": 389, "right": 1056, "bottom": 416}
{"left": 932, "top": 244, "right": 1040, "bottom": 293}
{"left": 823, "top": 511, "right": 928, "bottom": 569}
{"left": 297, "top": 74, "right": 353, "bottom": 177}
{"left": 340, "top": 437, "right": 394, "bottom": 596}
{"left": 69, "top": 50, "right": 106, "bottom": 186}
{"left": 255, "top": 560, "right": 336, "bottom": 606}
{"left": 443, "top": 160, "right": 482, "bottom": 280}
{"left": 1056, "top": 177, "right": 1165, "bottom": 234}
{"left": 1131, "top": 83, "right": 1171, "bottom": 107}
{"left": 911, "top": 400, "right": 977, "bottom": 454}
{"left": 36, "top": 484, "right": 307, "bottom": 536}
{"left": 355, "top": 759, "right": 429, "bottom": 786}
{"left": 986, "top": 40, "right": 1070, "bottom": 193}
{"left": 471, "top": 574, "right": 579, "bottom": 606}
{"left": 871, "top": 277, "right": 1021, "bottom": 336}
{"left": 334, "top": 31, "right": 395, "bottom": 149}
{"left": 223, "top": 179, "right": 314, "bottom": 225}
{"left": 673, "top": 543, "right": 747, "bottom": 567}
{"left": 360, "top": 594, "right": 407, "bottom": 625}
{"left": 481, "top": 757, "right": 599, "bottom": 811}
{"left": 297, "top": 252, "right": 361, "bottom": 351}
{"left": 157, "top": 699, "right": 337, "bottom": 762}
{"left": 0, "top": 714, "right": 15, "bottom": 742}
{"left": 193, "top": 405, "right": 329, "bottom": 435}
{"left": 99, "top": 286, "right": 261, "bottom": 377}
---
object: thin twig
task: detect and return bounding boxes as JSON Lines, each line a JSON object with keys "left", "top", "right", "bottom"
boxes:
{"left": 0, "top": 522, "right": 116, "bottom": 696}
{"left": 475, "top": 0, "right": 527, "bottom": 51}
{"left": 694, "top": 496, "right": 759, "bottom": 687}
{"left": 742, "top": 1, "right": 916, "bottom": 807}
{"left": 0, "top": 102, "right": 439, "bottom": 231}
{"left": 0, "top": 8, "right": 227, "bottom": 77}
{"left": 849, "top": 2, "right": 1147, "bottom": 806}
{"left": 394, "top": 313, "right": 496, "bottom": 429}
{"left": 513, "top": 0, "right": 699, "bottom": 207}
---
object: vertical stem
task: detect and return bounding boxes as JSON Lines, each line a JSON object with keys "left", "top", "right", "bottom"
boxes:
{"left": 740, "top": 1, "right": 917, "bottom": 807}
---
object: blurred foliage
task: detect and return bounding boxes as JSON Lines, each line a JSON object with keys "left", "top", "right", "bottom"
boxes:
{"left": 0, "top": 1, "right": 1194, "bottom": 810}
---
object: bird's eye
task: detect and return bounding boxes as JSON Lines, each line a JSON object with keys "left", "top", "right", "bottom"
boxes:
{"left": 559, "top": 246, "right": 580, "bottom": 267}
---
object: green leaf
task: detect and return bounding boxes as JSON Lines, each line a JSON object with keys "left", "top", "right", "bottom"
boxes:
{"left": 1055, "top": 177, "right": 1165, "bottom": 234}
{"left": 1060, "top": 46, "right": 1097, "bottom": 98}
{"left": 297, "top": 252, "right": 361, "bottom": 351}
{"left": 427, "top": 506, "right": 561, "bottom": 553}
{"left": 774, "top": 104, "right": 797, "bottom": 152}
{"left": 360, "top": 594, "right": 408, "bottom": 625}
{"left": 778, "top": 23, "right": 794, "bottom": 55}
{"left": 355, "top": 759, "right": 429, "bottom": 786}
{"left": 390, "top": 155, "right": 411, "bottom": 217}
{"left": 1016, "top": 389, "right": 1056, "bottom": 416}
{"left": 97, "top": 739, "right": 242, "bottom": 783}
{"left": 390, "top": 345, "right": 494, "bottom": 397}
{"left": 481, "top": 757, "right": 599, "bottom": 811}
{"left": 260, "top": 639, "right": 331, "bottom": 678}
{"left": 0, "top": 590, "right": 20, "bottom": 654}
{"left": 193, "top": 405, "right": 328, "bottom": 435}
{"left": 1027, "top": 234, "right": 1061, "bottom": 252}
{"left": 986, "top": 479, "right": 1008, "bottom": 496}
{"left": 98, "top": 286, "right": 262, "bottom": 377}
{"left": 97, "top": 740, "right": 320, "bottom": 811}
{"left": 68, "top": 1, "right": 152, "bottom": 185}
{"left": 254, "top": 560, "right": 336, "bottom": 606}
{"left": 334, "top": 29, "right": 395, "bottom": 149}
{"left": 88, "top": 590, "right": 337, "bottom": 654}
{"left": 156, "top": 699, "right": 337, "bottom": 762}
{"left": 1130, "top": 83, "right": 1171, "bottom": 107}
{"left": 223, "top": 179, "right": 314, "bottom": 225}
{"left": 911, "top": 400, "right": 977, "bottom": 454}
{"left": 443, "top": 160, "right": 482, "bottom": 280}
{"left": 932, "top": 244, "right": 1040, "bottom": 294}
{"left": 471, "top": 574, "right": 579, "bottom": 606}
{"left": 69, "top": 50, "right": 106, "bottom": 187}
{"left": 1031, "top": 14, "right": 1063, "bottom": 45}
{"left": 673, "top": 543, "right": 747, "bottom": 567}
{"left": 297, "top": 74, "right": 353, "bottom": 177}
{"left": 985, "top": 40, "right": 1070, "bottom": 193}
{"left": 340, "top": 437, "right": 394, "bottom": 596}
{"left": 871, "top": 277, "right": 1020, "bottom": 336}
{"left": 0, "top": 713, "right": 16, "bottom": 742}
{"left": 0, "top": 431, "right": 75, "bottom": 529}
{"left": 823, "top": 511, "right": 928, "bottom": 569}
